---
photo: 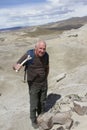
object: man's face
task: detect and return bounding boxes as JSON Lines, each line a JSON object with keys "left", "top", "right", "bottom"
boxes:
{"left": 35, "top": 42, "right": 46, "bottom": 57}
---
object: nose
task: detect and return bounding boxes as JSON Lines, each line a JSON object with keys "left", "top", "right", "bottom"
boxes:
{"left": 41, "top": 49, "right": 44, "bottom": 52}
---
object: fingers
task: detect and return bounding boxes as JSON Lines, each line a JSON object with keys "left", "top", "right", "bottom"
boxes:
{"left": 12, "top": 64, "right": 22, "bottom": 72}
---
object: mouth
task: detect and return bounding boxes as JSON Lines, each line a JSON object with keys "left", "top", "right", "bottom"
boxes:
{"left": 39, "top": 52, "right": 44, "bottom": 56}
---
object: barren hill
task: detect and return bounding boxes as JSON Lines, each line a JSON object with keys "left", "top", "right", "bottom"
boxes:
{"left": 0, "top": 17, "right": 87, "bottom": 130}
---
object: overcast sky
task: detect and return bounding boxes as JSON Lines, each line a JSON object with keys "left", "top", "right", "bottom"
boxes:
{"left": 0, "top": 0, "right": 87, "bottom": 29}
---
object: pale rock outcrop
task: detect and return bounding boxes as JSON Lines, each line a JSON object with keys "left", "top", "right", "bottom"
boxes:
{"left": 73, "top": 101, "right": 87, "bottom": 115}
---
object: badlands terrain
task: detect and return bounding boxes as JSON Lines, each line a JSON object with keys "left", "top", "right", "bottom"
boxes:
{"left": 0, "top": 17, "right": 87, "bottom": 130}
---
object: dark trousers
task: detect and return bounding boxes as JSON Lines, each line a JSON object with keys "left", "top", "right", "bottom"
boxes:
{"left": 28, "top": 80, "right": 48, "bottom": 123}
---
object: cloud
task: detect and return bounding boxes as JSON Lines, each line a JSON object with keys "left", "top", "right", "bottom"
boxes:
{"left": 0, "top": 0, "right": 87, "bottom": 29}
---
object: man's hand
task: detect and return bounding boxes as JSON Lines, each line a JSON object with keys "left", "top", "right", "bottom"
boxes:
{"left": 13, "top": 55, "right": 32, "bottom": 72}
{"left": 13, "top": 63, "right": 22, "bottom": 72}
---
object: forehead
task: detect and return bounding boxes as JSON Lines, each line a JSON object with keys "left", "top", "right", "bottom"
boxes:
{"left": 37, "top": 42, "right": 46, "bottom": 48}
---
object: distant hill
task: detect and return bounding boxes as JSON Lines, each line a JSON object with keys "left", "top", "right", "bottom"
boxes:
{"left": 0, "top": 26, "right": 23, "bottom": 31}
{"left": 42, "top": 16, "right": 87, "bottom": 27}
{"left": 23, "top": 16, "right": 87, "bottom": 37}
{"left": 0, "top": 16, "right": 87, "bottom": 37}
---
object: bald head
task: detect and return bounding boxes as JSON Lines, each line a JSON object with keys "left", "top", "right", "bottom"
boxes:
{"left": 35, "top": 40, "right": 46, "bottom": 57}
{"left": 35, "top": 40, "right": 46, "bottom": 48}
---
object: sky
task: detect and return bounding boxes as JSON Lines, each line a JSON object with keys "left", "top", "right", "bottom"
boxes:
{"left": 0, "top": 0, "right": 87, "bottom": 29}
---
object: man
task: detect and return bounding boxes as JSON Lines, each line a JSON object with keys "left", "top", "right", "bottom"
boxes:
{"left": 13, "top": 40, "right": 49, "bottom": 128}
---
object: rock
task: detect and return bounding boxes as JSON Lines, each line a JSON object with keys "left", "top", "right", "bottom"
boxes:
{"left": 73, "top": 101, "right": 87, "bottom": 115}
{"left": 37, "top": 113, "right": 53, "bottom": 130}
{"left": 37, "top": 111, "right": 73, "bottom": 130}
{"left": 64, "top": 118, "right": 73, "bottom": 129}
{"left": 56, "top": 126, "right": 65, "bottom": 130}
{"left": 52, "top": 111, "right": 72, "bottom": 125}
{"left": 38, "top": 121, "right": 51, "bottom": 130}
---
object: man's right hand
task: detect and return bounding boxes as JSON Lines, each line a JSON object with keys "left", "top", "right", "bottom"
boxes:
{"left": 12, "top": 63, "right": 22, "bottom": 72}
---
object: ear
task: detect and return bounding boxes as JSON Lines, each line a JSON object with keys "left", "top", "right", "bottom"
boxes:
{"left": 35, "top": 44, "right": 37, "bottom": 49}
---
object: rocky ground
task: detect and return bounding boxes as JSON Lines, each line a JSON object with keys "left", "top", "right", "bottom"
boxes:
{"left": 0, "top": 22, "right": 87, "bottom": 130}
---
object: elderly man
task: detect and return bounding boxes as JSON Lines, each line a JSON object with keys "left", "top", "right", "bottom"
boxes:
{"left": 13, "top": 40, "right": 49, "bottom": 128}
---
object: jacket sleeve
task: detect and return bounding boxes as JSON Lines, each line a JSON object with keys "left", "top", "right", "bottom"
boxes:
{"left": 17, "top": 53, "right": 28, "bottom": 65}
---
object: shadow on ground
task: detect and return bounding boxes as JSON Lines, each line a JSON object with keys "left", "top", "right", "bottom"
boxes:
{"left": 45, "top": 93, "right": 61, "bottom": 112}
